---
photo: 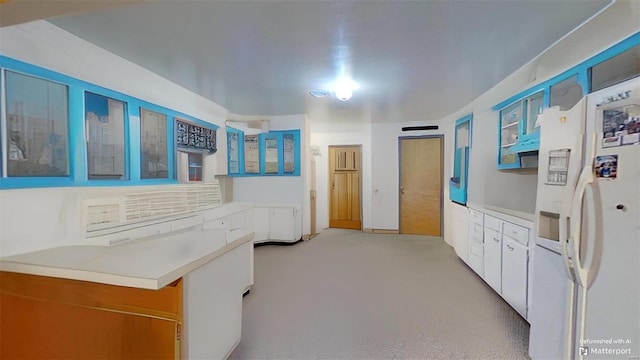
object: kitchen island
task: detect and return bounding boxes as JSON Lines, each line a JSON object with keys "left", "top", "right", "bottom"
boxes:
{"left": 0, "top": 226, "right": 253, "bottom": 359}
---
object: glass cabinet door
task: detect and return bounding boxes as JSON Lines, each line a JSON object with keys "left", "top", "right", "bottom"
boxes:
{"left": 500, "top": 101, "right": 521, "bottom": 148}
{"left": 524, "top": 91, "right": 544, "bottom": 135}
{"left": 499, "top": 101, "right": 523, "bottom": 167}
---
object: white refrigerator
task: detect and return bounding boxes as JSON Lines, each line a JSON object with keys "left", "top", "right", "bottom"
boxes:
{"left": 529, "top": 77, "right": 640, "bottom": 360}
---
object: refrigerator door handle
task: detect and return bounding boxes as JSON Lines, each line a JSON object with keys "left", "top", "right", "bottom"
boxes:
{"left": 569, "top": 164, "right": 595, "bottom": 288}
{"left": 584, "top": 179, "right": 604, "bottom": 290}
{"left": 560, "top": 221, "right": 577, "bottom": 283}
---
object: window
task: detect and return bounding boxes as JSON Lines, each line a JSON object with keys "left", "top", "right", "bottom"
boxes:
{"left": 450, "top": 114, "right": 472, "bottom": 205}
{"left": 550, "top": 75, "right": 583, "bottom": 111}
{"left": 140, "top": 108, "right": 168, "bottom": 179}
{"left": 4, "top": 71, "right": 69, "bottom": 177}
{"left": 590, "top": 44, "right": 640, "bottom": 92}
{"left": 177, "top": 151, "right": 203, "bottom": 182}
{"left": 85, "top": 92, "right": 126, "bottom": 180}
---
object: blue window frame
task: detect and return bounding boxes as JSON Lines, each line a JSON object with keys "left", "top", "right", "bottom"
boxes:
{"left": 85, "top": 92, "right": 129, "bottom": 180}
{"left": 226, "top": 127, "right": 243, "bottom": 175}
{"left": 0, "top": 55, "right": 217, "bottom": 189}
{"left": 226, "top": 128, "right": 301, "bottom": 177}
{"left": 450, "top": 114, "right": 472, "bottom": 205}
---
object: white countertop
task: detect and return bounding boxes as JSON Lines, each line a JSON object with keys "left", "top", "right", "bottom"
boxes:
{"left": 0, "top": 227, "right": 253, "bottom": 290}
{"left": 482, "top": 205, "right": 536, "bottom": 225}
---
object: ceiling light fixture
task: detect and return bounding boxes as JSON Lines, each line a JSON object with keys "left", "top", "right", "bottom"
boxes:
{"left": 333, "top": 78, "right": 359, "bottom": 102}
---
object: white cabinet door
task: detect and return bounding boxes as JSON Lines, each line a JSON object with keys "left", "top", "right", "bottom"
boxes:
{"left": 502, "top": 236, "right": 528, "bottom": 317}
{"left": 269, "top": 208, "right": 296, "bottom": 240}
{"left": 453, "top": 205, "right": 469, "bottom": 263}
{"left": 468, "top": 234, "right": 484, "bottom": 277}
{"left": 253, "top": 208, "right": 270, "bottom": 242}
{"left": 230, "top": 209, "right": 252, "bottom": 232}
{"left": 483, "top": 228, "right": 502, "bottom": 293}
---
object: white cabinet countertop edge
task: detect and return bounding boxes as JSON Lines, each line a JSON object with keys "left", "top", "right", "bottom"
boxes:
{"left": 0, "top": 229, "right": 254, "bottom": 290}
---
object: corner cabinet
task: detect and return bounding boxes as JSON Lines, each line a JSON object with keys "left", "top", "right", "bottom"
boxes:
{"left": 253, "top": 204, "right": 302, "bottom": 243}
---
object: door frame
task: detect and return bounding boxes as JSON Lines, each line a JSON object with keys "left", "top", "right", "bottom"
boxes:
{"left": 398, "top": 135, "right": 444, "bottom": 235}
{"left": 328, "top": 144, "right": 363, "bottom": 230}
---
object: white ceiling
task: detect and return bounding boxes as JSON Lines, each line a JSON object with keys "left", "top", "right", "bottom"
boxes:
{"left": 6, "top": 0, "right": 613, "bottom": 122}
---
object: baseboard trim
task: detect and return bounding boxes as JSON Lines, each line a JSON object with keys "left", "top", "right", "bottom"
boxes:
{"left": 302, "top": 233, "right": 319, "bottom": 241}
{"left": 254, "top": 239, "right": 303, "bottom": 247}
{"left": 363, "top": 228, "right": 400, "bottom": 234}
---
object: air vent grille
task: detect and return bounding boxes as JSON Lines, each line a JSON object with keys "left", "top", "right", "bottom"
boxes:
{"left": 84, "top": 182, "right": 222, "bottom": 234}
{"left": 87, "top": 203, "right": 121, "bottom": 227}
{"left": 125, "top": 183, "right": 221, "bottom": 222}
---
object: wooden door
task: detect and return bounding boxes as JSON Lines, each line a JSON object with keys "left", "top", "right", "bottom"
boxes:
{"left": 329, "top": 146, "right": 362, "bottom": 230}
{"left": 399, "top": 137, "right": 442, "bottom": 235}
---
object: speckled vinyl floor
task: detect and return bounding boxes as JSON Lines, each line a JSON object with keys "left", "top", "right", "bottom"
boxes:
{"left": 229, "top": 229, "right": 530, "bottom": 360}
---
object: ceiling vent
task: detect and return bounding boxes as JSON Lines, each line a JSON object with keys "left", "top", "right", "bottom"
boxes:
{"left": 402, "top": 125, "right": 439, "bottom": 131}
{"left": 309, "top": 89, "right": 329, "bottom": 98}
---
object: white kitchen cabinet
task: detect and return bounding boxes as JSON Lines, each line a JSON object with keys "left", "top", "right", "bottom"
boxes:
{"left": 253, "top": 207, "right": 270, "bottom": 241}
{"left": 269, "top": 207, "right": 296, "bottom": 240}
{"left": 468, "top": 234, "right": 484, "bottom": 276}
{"left": 483, "top": 227, "right": 502, "bottom": 293}
{"left": 464, "top": 209, "right": 531, "bottom": 320}
{"left": 453, "top": 204, "right": 469, "bottom": 263}
{"left": 253, "top": 204, "right": 302, "bottom": 243}
{"left": 467, "top": 209, "right": 484, "bottom": 276}
{"left": 203, "top": 207, "right": 253, "bottom": 245}
{"left": 502, "top": 236, "right": 528, "bottom": 317}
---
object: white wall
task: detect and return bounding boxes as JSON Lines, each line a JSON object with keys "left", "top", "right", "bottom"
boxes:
{"left": 370, "top": 119, "right": 455, "bottom": 246}
{"left": 231, "top": 114, "right": 311, "bottom": 236}
{"left": 0, "top": 21, "right": 232, "bottom": 256}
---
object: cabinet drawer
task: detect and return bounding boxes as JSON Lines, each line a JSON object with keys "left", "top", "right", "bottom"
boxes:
{"left": 484, "top": 228, "right": 501, "bottom": 246}
{"left": 468, "top": 209, "right": 484, "bottom": 225}
{"left": 470, "top": 222, "right": 484, "bottom": 236}
{"left": 484, "top": 215, "right": 502, "bottom": 232}
{"left": 503, "top": 222, "right": 529, "bottom": 246}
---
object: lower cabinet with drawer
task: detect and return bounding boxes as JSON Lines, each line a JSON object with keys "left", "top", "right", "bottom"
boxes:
{"left": 467, "top": 208, "right": 485, "bottom": 277}
{"left": 502, "top": 236, "right": 528, "bottom": 317}
{"left": 483, "top": 226, "right": 502, "bottom": 293}
{"left": 460, "top": 210, "right": 530, "bottom": 320}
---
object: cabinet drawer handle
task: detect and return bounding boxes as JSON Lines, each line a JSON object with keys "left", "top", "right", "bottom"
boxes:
{"left": 507, "top": 244, "right": 514, "bottom": 251}
{"left": 493, "top": 237, "right": 500, "bottom": 243}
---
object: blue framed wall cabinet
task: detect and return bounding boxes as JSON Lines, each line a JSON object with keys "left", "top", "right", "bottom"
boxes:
{"left": 225, "top": 127, "right": 301, "bottom": 177}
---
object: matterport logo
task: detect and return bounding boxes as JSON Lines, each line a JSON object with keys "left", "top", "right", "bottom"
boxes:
{"left": 579, "top": 338, "right": 634, "bottom": 357}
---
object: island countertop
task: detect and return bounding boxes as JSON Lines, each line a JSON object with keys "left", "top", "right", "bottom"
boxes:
{"left": 0, "top": 227, "right": 253, "bottom": 290}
